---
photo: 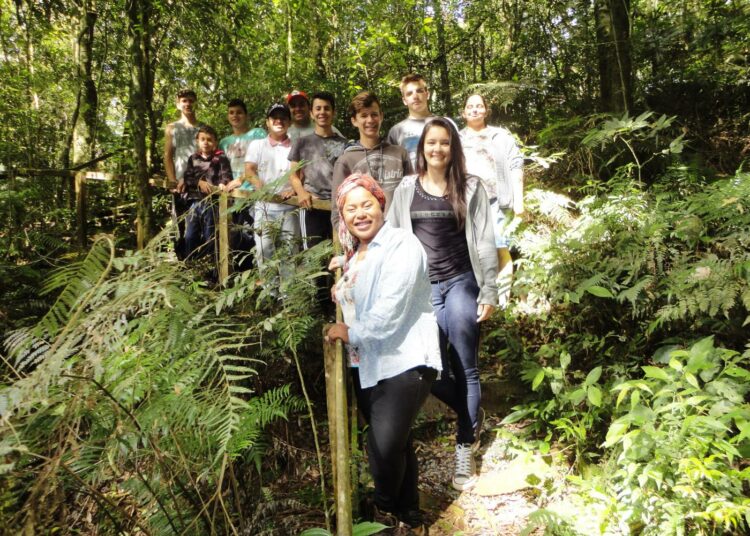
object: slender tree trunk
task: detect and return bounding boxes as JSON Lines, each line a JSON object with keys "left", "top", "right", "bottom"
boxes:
{"left": 285, "top": 0, "right": 292, "bottom": 82}
{"left": 127, "top": 0, "right": 154, "bottom": 248}
{"left": 72, "top": 5, "right": 98, "bottom": 167}
{"left": 431, "top": 0, "right": 452, "bottom": 116}
{"left": 595, "top": 0, "right": 633, "bottom": 113}
{"left": 61, "top": 93, "right": 80, "bottom": 210}
{"left": 480, "top": 33, "right": 486, "bottom": 80}
{"left": 14, "top": 1, "right": 37, "bottom": 167}
{"left": 144, "top": 19, "right": 159, "bottom": 176}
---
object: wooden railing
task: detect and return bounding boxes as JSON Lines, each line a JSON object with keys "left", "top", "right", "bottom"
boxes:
{"left": 148, "top": 176, "right": 332, "bottom": 283}
{"left": 0, "top": 168, "right": 129, "bottom": 248}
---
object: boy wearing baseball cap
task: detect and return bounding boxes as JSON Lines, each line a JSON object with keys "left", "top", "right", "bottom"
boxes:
{"left": 243, "top": 103, "right": 300, "bottom": 266}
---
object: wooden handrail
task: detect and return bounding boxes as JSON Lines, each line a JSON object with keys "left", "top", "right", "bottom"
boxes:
{"left": 148, "top": 175, "right": 332, "bottom": 212}
{"left": 0, "top": 169, "right": 128, "bottom": 181}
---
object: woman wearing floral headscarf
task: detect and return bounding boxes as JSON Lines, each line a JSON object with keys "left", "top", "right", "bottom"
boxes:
{"left": 326, "top": 173, "right": 440, "bottom": 533}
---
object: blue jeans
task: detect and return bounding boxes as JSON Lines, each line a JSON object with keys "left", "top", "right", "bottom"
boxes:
{"left": 184, "top": 198, "right": 216, "bottom": 260}
{"left": 430, "top": 271, "right": 481, "bottom": 445}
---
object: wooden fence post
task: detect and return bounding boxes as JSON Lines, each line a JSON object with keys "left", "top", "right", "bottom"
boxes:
{"left": 323, "top": 329, "right": 352, "bottom": 536}
{"left": 8, "top": 168, "right": 17, "bottom": 254}
{"left": 217, "top": 191, "right": 230, "bottom": 285}
{"left": 75, "top": 171, "right": 87, "bottom": 248}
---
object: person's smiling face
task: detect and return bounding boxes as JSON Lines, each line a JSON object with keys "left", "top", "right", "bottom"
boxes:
{"left": 342, "top": 186, "right": 384, "bottom": 246}
{"left": 423, "top": 125, "right": 452, "bottom": 171}
{"left": 227, "top": 105, "right": 248, "bottom": 130}
{"left": 351, "top": 103, "right": 383, "bottom": 140}
{"left": 289, "top": 97, "right": 310, "bottom": 125}
{"left": 311, "top": 98, "right": 334, "bottom": 129}
{"left": 462, "top": 94, "right": 488, "bottom": 128}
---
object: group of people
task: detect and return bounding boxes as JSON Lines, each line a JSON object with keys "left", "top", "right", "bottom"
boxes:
{"left": 163, "top": 74, "right": 525, "bottom": 535}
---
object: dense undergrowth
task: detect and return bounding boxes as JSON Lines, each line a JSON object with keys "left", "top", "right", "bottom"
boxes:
{"left": 0, "top": 219, "right": 334, "bottom": 534}
{"left": 491, "top": 114, "right": 750, "bottom": 535}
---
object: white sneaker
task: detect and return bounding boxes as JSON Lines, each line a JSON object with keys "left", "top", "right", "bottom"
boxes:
{"left": 452, "top": 443, "right": 477, "bottom": 491}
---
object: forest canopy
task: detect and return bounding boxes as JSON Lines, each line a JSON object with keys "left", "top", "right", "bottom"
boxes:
{"left": 2, "top": 0, "right": 747, "bottom": 174}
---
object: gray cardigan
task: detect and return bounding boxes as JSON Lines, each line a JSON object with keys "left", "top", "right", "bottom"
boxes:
{"left": 386, "top": 174, "right": 499, "bottom": 306}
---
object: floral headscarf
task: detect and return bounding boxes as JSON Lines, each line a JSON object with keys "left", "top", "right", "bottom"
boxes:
{"left": 335, "top": 173, "right": 386, "bottom": 262}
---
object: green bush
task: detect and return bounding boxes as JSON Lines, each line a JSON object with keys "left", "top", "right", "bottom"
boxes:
{"left": 501, "top": 115, "right": 750, "bottom": 535}
{"left": 600, "top": 337, "right": 750, "bottom": 534}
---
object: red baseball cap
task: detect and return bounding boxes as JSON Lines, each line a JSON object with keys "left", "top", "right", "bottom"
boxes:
{"left": 286, "top": 90, "right": 309, "bottom": 104}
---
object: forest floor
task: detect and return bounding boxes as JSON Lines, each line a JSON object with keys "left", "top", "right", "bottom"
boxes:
{"left": 266, "top": 376, "right": 566, "bottom": 535}
{"left": 411, "top": 407, "right": 555, "bottom": 536}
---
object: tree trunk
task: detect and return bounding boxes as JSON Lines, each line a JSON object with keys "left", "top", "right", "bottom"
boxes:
{"left": 431, "top": 0, "right": 452, "bottom": 116}
{"left": 144, "top": 15, "right": 159, "bottom": 176}
{"left": 127, "top": 0, "right": 154, "bottom": 248}
{"left": 285, "top": 0, "right": 293, "bottom": 83}
{"left": 72, "top": 6, "right": 98, "bottom": 167}
{"left": 595, "top": 0, "right": 633, "bottom": 113}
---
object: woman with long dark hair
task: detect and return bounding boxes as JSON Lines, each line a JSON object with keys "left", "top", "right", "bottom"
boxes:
{"left": 387, "top": 117, "right": 498, "bottom": 491}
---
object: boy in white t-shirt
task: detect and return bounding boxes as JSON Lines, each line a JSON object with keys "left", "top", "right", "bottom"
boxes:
{"left": 244, "top": 103, "right": 300, "bottom": 266}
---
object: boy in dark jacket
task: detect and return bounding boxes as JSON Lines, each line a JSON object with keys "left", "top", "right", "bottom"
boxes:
{"left": 178, "top": 125, "right": 233, "bottom": 259}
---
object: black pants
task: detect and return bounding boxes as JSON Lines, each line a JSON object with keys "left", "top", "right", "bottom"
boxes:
{"left": 173, "top": 193, "right": 190, "bottom": 260}
{"left": 355, "top": 366, "right": 436, "bottom": 524}
{"left": 231, "top": 206, "right": 255, "bottom": 272}
{"left": 301, "top": 207, "right": 334, "bottom": 314}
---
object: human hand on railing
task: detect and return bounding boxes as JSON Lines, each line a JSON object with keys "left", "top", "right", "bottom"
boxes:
{"left": 296, "top": 190, "right": 314, "bottom": 209}
{"left": 328, "top": 256, "right": 343, "bottom": 271}
{"left": 330, "top": 285, "right": 338, "bottom": 304}
{"left": 198, "top": 179, "right": 213, "bottom": 195}
{"left": 225, "top": 179, "right": 242, "bottom": 192}
{"left": 175, "top": 179, "right": 186, "bottom": 193}
{"left": 325, "top": 323, "right": 349, "bottom": 344}
{"left": 279, "top": 189, "right": 295, "bottom": 200}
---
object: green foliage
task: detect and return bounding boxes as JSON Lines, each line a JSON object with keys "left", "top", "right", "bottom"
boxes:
{"left": 0, "top": 228, "right": 324, "bottom": 533}
{"left": 503, "top": 137, "right": 750, "bottom": 534}
{"left": 521, "top": 508, "right": 580, "bottom": 536}
{"left": 503, "top": 349, "right": 609, "bottom": 465}
{"left": 582, "top": 112, "right": 685, "bottom": 184}
{"left": 512, "top": 164, "right": 750, "bottom": 361}
{"left": 300, "top": 521, "right": 389, "bottom": 536}
{"left": 598, "top": 337, "right": 750, "bottom": 534}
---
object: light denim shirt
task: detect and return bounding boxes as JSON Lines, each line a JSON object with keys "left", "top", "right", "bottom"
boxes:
{"left": 345, "top": 222, "right": 442, "bottom": 389}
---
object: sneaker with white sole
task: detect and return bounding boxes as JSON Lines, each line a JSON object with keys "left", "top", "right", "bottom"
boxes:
{"left": 452, "top": 443, "right": 477, "bottom": 491}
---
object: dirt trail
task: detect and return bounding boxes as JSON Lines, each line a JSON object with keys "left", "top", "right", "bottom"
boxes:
{"left": 415, "top": 410, "right": 543, "bottom": 536}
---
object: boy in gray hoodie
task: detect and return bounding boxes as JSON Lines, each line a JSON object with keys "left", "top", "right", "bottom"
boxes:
{"left": 331, "top": 91, "right": 412, "bottom": 229}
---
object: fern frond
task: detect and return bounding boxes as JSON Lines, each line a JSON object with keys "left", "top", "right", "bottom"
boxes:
{"left": 37, "top": 235, "right": 115, "bottom": 335}
{"left": 226, "top": 385, "right": 305, "bottom": 458}
{"left": 617, "top": 275, "right": 655, "bottom": 310}
{"left": 521, "top": 508, "right": 581, "bottom": 536}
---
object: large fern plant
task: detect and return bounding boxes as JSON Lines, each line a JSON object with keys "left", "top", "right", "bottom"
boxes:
{"left": 0, "top": 226, "right": 322, "bottom": 534}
